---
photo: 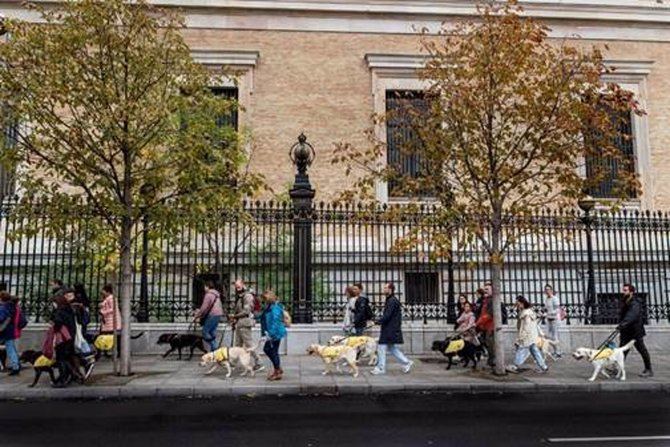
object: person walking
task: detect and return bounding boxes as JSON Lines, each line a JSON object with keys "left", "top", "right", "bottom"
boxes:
{"left": 370, "top": 283, "right": 413, "bottom": 375}
{"left": 454, "top": 294, "right": 469, "bottom": 330}
{"left": 342, "top": 285, "right": 357, "bottom": 335}
{"left": 51, "top": 292, "right": 83, "bottom": 386}
{"left": 99, "top": 284, "right": 122, "bottom": 355}
{"left": 475, "top": 283, "right": 496, "bottom": 369}
{"left": 195, "top": 281, "right": 223, "bottom": 352}
{"left": 260, "top": 290, "right": 287, "bottom": 381}
{"left": 230, "top": 279, "right": 263, "bottom": 372}
{"left": 507, "top": 296, "right": 548, "bottom": 374}
{"left": 73, "top": 284, "right": 91, "bottom": 340}
{"left": 0, "top": 291, "right": 24, "bottom": 375}
{"left": 543, "top": 284, "right": 562, "bottom": 358}
{"left": 618, "top": 283, "right": 653, "bottom": 378}
{"left": 352, "top": 283, "right": 373, "bottom": 336}
{"left": 64, "top": 287, "right": 95, "bottom": 379}
{"left": 456, "top": 301, "right": 479, "bottom": 346}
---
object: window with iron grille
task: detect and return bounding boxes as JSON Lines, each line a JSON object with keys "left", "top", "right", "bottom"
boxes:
{"left": 385, "top": 90, "right": 430, "bottom": 198}
{"left": 585, "top": 109, "right": 637, "bottom": 199}
{"left": 404, "top": 271, "right": 440, "bottom": 304}
{"left": 210, "top": 86, "right": 239, "bottom": 131}
{"left": 0, "top": 122, "right": 17, "bottom": 203}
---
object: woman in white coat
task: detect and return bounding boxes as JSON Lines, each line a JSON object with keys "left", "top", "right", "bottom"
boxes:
{"left": 507, "top": 295, "right": 548, "bottom": 373}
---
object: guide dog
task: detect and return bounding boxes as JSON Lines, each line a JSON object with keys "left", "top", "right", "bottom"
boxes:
{"left": 328, "top": 335, "right": 378, "bottom": 366}
{"left": 431, "top": 336, "right": 484, "bottom": 370}
{"left": 572, "top": 340, "right": 636, "bottom": 381}
{"left": 157, "top": 333, "right": 208, "bottom": 360}
{"left": 19, "top": 350, "right": 58, "bottom": 387}
{"left": 199, "top": 338, "right": 264, "bottom": 378}
{"left": 307, "top": 343, "right": 359, "bottom": 377}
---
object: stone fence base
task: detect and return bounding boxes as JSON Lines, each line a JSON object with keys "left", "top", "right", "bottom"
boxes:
{"left": 14, "top": 322, "right": 670, "bottom": 356}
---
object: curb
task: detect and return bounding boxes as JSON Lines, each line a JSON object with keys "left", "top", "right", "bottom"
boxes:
{"left": 1, "top": 381, "right": 667, "bottom": 401}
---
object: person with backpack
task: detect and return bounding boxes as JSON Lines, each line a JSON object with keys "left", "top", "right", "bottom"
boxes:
{"left": 0, "top": 291, "right": 26, "bottom": 375}
{"left": 194, "top": 281, "right": 223, "bottom": 352}
{"left": 352, "top": 283, "right": 373, "bottom": 335}
{"left": 260, "top": 290, "right": 288, "bottom": 381}
{"left": 229, "top": 279, "right": 263, "bottom": 372}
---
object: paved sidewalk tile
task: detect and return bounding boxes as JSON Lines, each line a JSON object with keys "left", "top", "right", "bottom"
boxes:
{"left": 0, "top": 352, "right": 666, "bottom": 400}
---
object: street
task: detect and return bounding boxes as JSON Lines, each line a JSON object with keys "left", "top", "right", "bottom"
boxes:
{"left": 0, "top": 392, "right": 668, "bottom": 447}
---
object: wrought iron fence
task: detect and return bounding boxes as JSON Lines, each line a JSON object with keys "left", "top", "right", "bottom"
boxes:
{"left": 0, "top": 200, "right": 669, "bottom": 325}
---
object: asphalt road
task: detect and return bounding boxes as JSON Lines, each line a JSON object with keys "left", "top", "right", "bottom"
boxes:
{"left": 0, "top": 392, "right": 669, "bottom": 447}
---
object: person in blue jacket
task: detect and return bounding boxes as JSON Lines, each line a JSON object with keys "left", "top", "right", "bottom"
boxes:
{"left": 0, "top": 291, "right": 22, "bottom": 375}
{"left": 260, "top": 290, "right": 287, "bottom": 381}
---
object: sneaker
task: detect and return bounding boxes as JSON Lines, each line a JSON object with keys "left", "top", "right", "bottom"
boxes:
{"left": 402, "top": 360, "right": 414, "bottom": 374}
{"left": 253, "top": 364, "right": 265, "bottom": 373}
{"left": 7, "top": 369, "right": 20, "bottom": 376}
{"left": 639, "top": 369, "right": 654, "bottom": 378}
{"left": 506, "top": 365, "right": 519, "bottom": 373}
{"left": 370, "top": 368, "right": 385, "bottom": 375}
{"left": 534, "top": 367, "right": 549, "bottom": 374}
{"left": 83, "top": 362, "right": 95, "bottom": 380}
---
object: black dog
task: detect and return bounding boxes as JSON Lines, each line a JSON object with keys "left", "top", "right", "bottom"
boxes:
{"left": 157, "top": 333, "right": 207, "bottom": 360}
{"left": 432, "top": 337, "right": 484, "bottom": 370}
{"left": 19, "top": 350, "right": 59, "bottom": 387}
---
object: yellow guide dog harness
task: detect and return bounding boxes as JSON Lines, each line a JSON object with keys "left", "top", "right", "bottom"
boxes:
{"left": 344, "top": 336, "right": 370, "bottom": 349}
{"left": 213, "top": 347, "right": 229, "bottom": 362}
{"left": 445, "top": 339, "right": 465, "bottom": 354}
{"left": 591, "top": 348, "right": 614, "bottom": 361}
{"left": 34, "top": 355, "right": 56, "bottom": 368}
{"left": 321, "top": 345, "right": 349, "bottom": 359}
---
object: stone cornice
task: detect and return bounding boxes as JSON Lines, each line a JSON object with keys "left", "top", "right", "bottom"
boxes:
{"left": 191, "top": 49, "right": 259, "bottom": 66}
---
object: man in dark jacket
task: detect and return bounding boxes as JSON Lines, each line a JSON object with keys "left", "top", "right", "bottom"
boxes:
{"left": 352, "top": 283, "right": 373, "bottom": 335}
{"left": 370, "top": 283, "right": 413, "bottom": 375}
{"left": 618, "top": 283, "right": 653, "bottom": 377}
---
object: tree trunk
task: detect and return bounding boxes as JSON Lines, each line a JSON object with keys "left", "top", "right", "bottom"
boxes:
{"left": 490, "top": 217, "right": 506, "bottom": 376}
{"left": 119, "top": 217, "right": 133, "bottom": 376}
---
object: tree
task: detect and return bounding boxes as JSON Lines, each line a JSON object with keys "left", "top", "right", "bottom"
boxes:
{"left": 332, "top": 1, "right": 641, "bottom": 375}
{"left": 0, "top": 0, "right": 263, "bottom": 375}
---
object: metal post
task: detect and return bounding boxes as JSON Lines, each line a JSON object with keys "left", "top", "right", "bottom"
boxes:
{"left": 289, "top": 134, "right": 316, "bottom": 324}
{"left": 137, "top": 212, "right": 149, "bottom": 322}
{"left": 579, "top": 198, "right": 596, "bottom": 325}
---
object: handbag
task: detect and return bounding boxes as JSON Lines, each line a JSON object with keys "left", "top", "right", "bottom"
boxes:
{"left": 74, "top": 320, "right": 92, "bottom": 355}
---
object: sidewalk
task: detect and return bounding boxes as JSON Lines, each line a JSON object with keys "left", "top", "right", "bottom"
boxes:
{"left": 1, "top": 352, "right": 668, "bottom": 400}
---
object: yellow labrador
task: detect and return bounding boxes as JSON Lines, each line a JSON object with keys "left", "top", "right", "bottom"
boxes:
{"left": 307, "top": 343, "right": 359, "bottom": 377}
{"left": 328, "top": 335, "right": 378, "bottom": 366}
{"left": 572, "top": 340, "right": 636, "bottom": 382}
{"left": 199, "top": 338, "right": 264, "bottom": 378}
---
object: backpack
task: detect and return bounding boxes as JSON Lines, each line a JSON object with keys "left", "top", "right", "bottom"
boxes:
{"left": 252, "top": 293, "right": 262, "bottom": 315}
{"left": 364, "top": 299, "right": 374, "bottom": 322}
{"left": 15, "top": 306, "right": 27, "bottom": 337}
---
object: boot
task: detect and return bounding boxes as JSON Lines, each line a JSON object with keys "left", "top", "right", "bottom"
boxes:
{"left": 266, "top": 369, "right": 279, "bottom": 381}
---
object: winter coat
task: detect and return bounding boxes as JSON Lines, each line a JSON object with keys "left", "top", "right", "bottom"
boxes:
{"left": 516, "top": 308, "right": 540, "bottom": 347}
{"left": 456, "top": 310, "right": 479, "bottom": 345}
{"left": 261, "top": 302, "right": 287, "bottom": 341}
{"left": 0, "top": 301, "right": 16, "bottom": 340}
{"left": 233, "top": 290, "right": 256, "bottom": 328}
{"left": 353, "top": 295, "right": 371, "bottom": 330}
{"left": 52, "top": 305, "right": 77, "bottom": 340}
{"left": 618, "top": 295, "right": 646, "bottom": 339}
{"left": 100, "top": 294, "right": 122, "bottom": 332}
{"left": 196, "top": 289, "right": 223, "bottom": 318}
{"left": 377, "top": 294, "right": 403, "bottom": 345}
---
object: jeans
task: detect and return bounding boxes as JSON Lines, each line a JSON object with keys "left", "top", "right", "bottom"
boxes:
{"left": 263, "top": 338, "right": 282, "bottom": 370}
{"left": 376, "top": 344, "right": 410, "bottom": 373}
{"left": 201, "top": 315, "right": 221, "bottom": 352}
{"left": 514, "top": 343, "right": 547, "bottom": 370}
{"left": 620, "top": 334, "right": 652, "bottom": 370}
{"left": 0, "top": 338, "right": 19, "bottom": 371}
{"left": 545, "top": 319, "right": 561, "bottom": 355}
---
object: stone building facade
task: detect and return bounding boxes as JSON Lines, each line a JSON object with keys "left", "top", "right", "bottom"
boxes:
{"left": 3, "top": 1, "right": 670, "bottom": 209}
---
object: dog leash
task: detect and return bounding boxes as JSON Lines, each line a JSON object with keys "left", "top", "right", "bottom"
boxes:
{"left": 589, "top": 328, "right": 619, "bottom": 362}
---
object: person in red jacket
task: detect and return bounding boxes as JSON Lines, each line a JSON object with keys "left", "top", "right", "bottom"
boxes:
{"left": 475, "top": 283, "right": 496, "bottom": 368}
